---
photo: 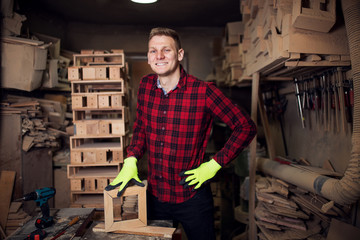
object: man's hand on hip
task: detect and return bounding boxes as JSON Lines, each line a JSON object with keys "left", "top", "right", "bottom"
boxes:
{"left": 179, "top": 159, "right": 221, "bottom": 190}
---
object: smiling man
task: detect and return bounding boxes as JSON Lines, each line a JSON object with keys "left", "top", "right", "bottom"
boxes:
{"left": 105, "top": 27, "right": 256, "bottom": 240}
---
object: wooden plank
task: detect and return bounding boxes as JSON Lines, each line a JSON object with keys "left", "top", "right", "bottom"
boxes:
{"left": 8, "top": 202, "right": 22, "bottom": 214}
{"left": 0, "top": 171, "right": 16, "bottom": 230}
{"left": 93, "top": 222, "right": 176, "bottom": 238}
{"left": 327, "top": 218, "right": 360, "bottom": 240}
{"left": 258, "top": 88, "right": 276, "bottom": 160}
{"left": 249, "top": 72, "right": 260, "bottom": 240}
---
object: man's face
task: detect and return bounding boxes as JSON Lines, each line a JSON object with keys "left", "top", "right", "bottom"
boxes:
{"left": 147, "top": 35, "right": 184, "bottom": 77}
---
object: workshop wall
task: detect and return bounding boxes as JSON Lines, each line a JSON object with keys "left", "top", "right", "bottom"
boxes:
{"left": 27, "top": 14, "right": 223, "bottom": 81}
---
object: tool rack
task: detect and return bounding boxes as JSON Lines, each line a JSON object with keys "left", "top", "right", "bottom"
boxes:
{"left": 67, "top": 49, "right": 130, "bottom": 208}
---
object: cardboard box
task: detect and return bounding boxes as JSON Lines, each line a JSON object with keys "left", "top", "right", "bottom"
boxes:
{"left": 1, "top": 39, "right": 48, "bottom": 91}
{"left": 33, "top": 33, "right": 61, "bottom": 59}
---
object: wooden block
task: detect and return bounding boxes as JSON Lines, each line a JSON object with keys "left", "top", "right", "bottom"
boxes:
{"left": 112, "top": 122, "right": 125, "bottom": 135}
{"left": 94, "top": 50, "right": 105, "bottom": 62}
{"left": 71, "top": 151, "right": 82, "bottom": 164}
{"left": 87, "top": 95, "right": 98, "bottom": 108}
{"left": 75, "top": 122, "right": 87, "bottom": 136}
{"left": 72, "top": 96, "right": 83, "bottom": 109}
{"left": 80, "top": 50, "right": 94, "bottom": 64}
{"left": 111, "top": 95, "right": 123, "bottom": 108}
{"left": 99, "top": 121, "right": 110, "bottom": 135}
{"left": 0, "top": 171, "right": 16, "bottom": 231}
{"left": 68, "top": 67, "right": 80, "bottom": 81}
{"left": 282, "top": 14, "right": 349, "bottom": 55}
{"left": 98, "top": 95, "right": 110, "bottom": 108}
{"left": 109, "top": 67, "right": 121, "bottom": 80}
{"left": 71, "top": 179, "right": 82, "bottom": 191}
{"left": 112, "top": 151, "right": 125, "bottom": 163}
{"left": 96, "top": 150, "right": 107, "bottom": 163}
{"left": 85, "top": 179, "right": 96, "bottom": 191}
{"left": 95, "top": 67, "right": 107, "bottom": 80}
{"left": 109, "top": 49, "right": 124, "bottom": 63}
{"left": 104, "top": 181, "right": 148, "bottom": 232}
{"left": 292, "top": 0, "right": 336, "bottom": 33}
{"left": 97, "top": 179, "right": 109, "bottom": 190}
{"left": 83, "top": 151, "right": 96, "bottom": 163}
{"left": 86, "top": 121, "right": 99, "bottom": 135}
{"left": 82, "top": 67, "right": 96, "bottom": 80}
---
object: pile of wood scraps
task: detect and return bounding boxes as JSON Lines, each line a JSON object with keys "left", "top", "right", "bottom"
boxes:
{"left": 5, "top": 202, "right": 32, "bottom": 237}
{"left": 255, "top": 176, "right": 350, "bottom": 240}
{"left": 0, "top": 170, "right": 31, "bottom": 239}
{"left": 1, "top": 94, "right": 72, "bottom": 152}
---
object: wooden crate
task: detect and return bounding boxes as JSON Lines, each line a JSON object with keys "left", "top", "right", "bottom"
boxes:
{"left": 70, "top": 149, "right": 126, "bottom": 164}
{"left": 75, "top": 119, "right": 126, "bottom": 137}
{"left": 104, "top": 181, "right": 147, "bottom": 232}
{"left": 72, "top": 108, "right": 126, "bottom": 122}
{"left": 67, "top": 163, "right": 121, "bottom": 179}
{"left": 70, "top": 177, "right": 114, "bottom": 192}
{"left": 71, "top": 93, "right": 125, "bottom": 110}
{"left": 70, "top": 136, "right": 125, "bottom": 152}
{"left": 71, "top": 79, "right": 125, "bottom": 94}
{"left": 73, "top": 51, "right": 125, "bottom": 67}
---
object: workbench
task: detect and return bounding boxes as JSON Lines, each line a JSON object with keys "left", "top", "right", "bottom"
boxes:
{"left": 6, "top": 208, "right": 177, "bottom": 240}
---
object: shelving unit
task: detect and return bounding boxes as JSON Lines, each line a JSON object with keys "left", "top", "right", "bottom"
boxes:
{"left": 67, "top": 49, "right": 130, "bottom": 208}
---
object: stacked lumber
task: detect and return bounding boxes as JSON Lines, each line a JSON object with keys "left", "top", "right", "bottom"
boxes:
{"left": 5, "top": 202, "right": 31, "bottom": 236}
{"left": 67, "top": 49, "right": 131, "bottom": 210}
{"left": 255, "top": 176, "right": 349, "bottom": 240}
{"left": 209, "top": 0, "right": 351, "bottom": 87}
{"left": 1, "top": 95, "right": 71, "bottom": 151}
{"left": 240, "top": 0, "right": 350, "bottom": 78}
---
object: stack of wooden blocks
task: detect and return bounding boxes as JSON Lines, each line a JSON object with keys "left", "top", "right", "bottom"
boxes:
{"left": 67, "top": 49, "right": 130, "bottom": 208}
{"left": 241, "top": 0, "right": 349, "bottom": 77}
{"left": 217, "top": 0, "right": 351, "bottom": 87}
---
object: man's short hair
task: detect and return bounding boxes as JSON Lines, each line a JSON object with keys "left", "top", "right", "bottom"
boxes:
{"left": 149, "top": 27, "right": 182, "bottom": 50}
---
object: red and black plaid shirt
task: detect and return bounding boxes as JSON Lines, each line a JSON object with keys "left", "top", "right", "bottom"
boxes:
{"left": 127, "top": 66, "right": 256, "bottom": 203}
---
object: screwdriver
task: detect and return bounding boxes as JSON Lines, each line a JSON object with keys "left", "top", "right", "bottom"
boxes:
{"left": 50, "top": 216, "right": 80, "bottom": 240}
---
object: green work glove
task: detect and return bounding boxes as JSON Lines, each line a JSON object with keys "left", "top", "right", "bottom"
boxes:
{"left": 179, "top": 159, "right": 221, "bottom": 190}
{"left": 105, "top": 157, "right": 144, "bottom": 197}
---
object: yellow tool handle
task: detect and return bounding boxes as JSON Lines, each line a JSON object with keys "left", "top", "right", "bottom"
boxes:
{"left": 68, "top": 216, "right": 80, "bottom": 226}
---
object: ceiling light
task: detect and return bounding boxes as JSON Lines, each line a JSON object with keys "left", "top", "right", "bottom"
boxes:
{"left": 131, "top": 0, "right": 157, "bottom": 4}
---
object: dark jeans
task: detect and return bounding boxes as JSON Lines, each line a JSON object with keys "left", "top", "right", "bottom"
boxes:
{"left": 147, "top": 186, "right": 215, "bottom": 240}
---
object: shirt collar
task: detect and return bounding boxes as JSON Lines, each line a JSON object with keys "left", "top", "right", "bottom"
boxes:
{"left": 154, "top": 64, "right": 187, "bottom": 93}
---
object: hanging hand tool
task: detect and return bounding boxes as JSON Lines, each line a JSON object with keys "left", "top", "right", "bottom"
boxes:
{"left": 294, "top": 78, "right": 305, "bottom": 128}
{"left": 15, "top": 187, "right": 56, "bottom": 229}
{"left": 331, "top": 71, "right": 340, "bottom": 133}
{"left": 321, "top": 74, "right": 327, "bottom": 130}
{"left": 336, "top": 68, "right": 348, "bottom": 133}
{"left": 50, "top": 216, "right": 80, "bottom": 240}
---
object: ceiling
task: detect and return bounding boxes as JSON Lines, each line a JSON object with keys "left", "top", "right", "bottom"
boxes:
{"left": 17, "top": 0, "right": 242, "bottom": 28}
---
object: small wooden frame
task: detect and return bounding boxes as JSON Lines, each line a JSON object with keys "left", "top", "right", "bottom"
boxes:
{"left": 104, "top": 181, "right": 148, "bottom": 232}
